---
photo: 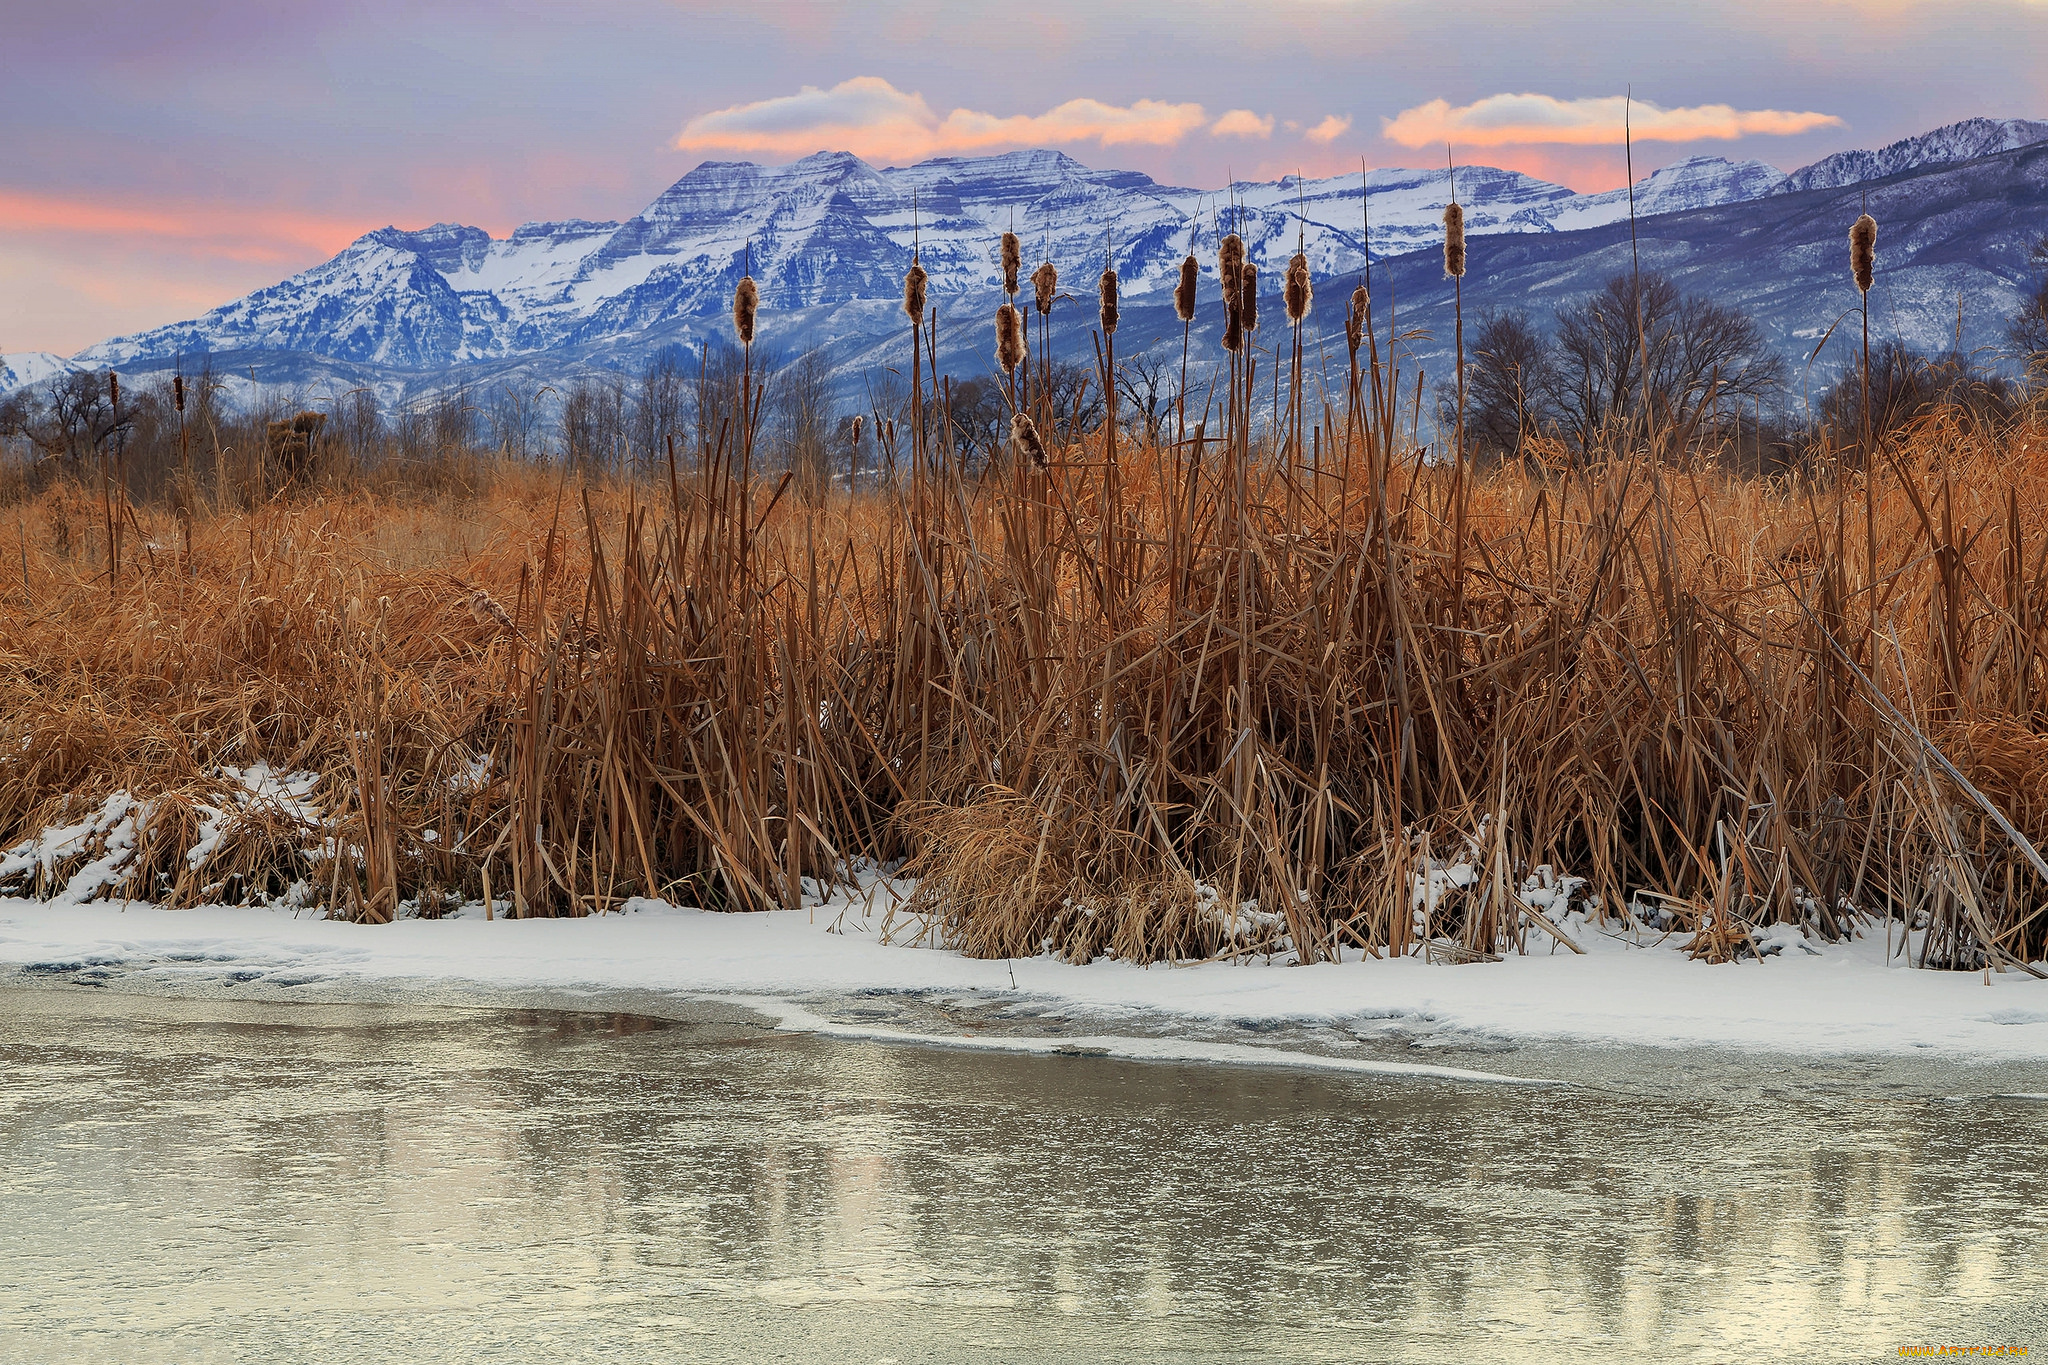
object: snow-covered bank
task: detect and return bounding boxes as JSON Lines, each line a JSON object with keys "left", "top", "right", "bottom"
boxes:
{"left": 4, "top": 893, "right": 2047, "bottom": 1063}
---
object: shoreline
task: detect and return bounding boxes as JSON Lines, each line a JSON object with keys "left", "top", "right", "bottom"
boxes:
{"left": 5, "top": 894, "right": 2048, "bottom": 1069}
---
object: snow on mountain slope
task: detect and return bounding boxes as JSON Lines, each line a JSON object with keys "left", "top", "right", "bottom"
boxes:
{"left": 1778, "top": 117, "right": 2048, "bottom": 194}
{"left": 64, "top": 151, "right": 1675, "bottom": 373}
{"left": 60, "top": 117, "right": 2045, "bottom": 389}
{"left": 0, "top": 352, "right": 77, "bottom": 395}
{"left": 1544, "top": 156, "right": 1788, "bottom": 232}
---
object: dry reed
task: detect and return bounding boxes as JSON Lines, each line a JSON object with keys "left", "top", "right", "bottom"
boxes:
{"left": 8, "top": 264, "right": 2048, "bottom": 985}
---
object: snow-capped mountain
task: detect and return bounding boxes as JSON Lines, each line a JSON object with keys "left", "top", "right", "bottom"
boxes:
{"left": 1544, "top": 156, "right": 1787, "bottom": 231}
{"left": 1777, "top": 117, "right": 2048, "bottom": 194}
{"left": 0, "top": 352, "right": 77, "bottom": 396}
{"left": 71, "top": 149, "right": 1779, "bottom": 377}
{"left": 41, "top": 116, "right": 2048, "bottom": 406}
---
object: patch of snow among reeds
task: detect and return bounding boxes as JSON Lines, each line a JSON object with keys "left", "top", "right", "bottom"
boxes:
{"left": 0, "top": 793, "right": 152, "bottom": 905}
{"left": 2, "top": 766, "right": 327, "bottom": 905}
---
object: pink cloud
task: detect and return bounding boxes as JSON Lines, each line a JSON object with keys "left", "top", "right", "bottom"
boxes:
{"left": 1384, "top": 93, "right": 1844, "bottom": 148}
{"left": 0, "top": 189, "right": 363, "bottom": 263}
{"left": 1210, "top": 109, "right": 1275, "bottom": 140}
{"left": 674, "top": 76, "right": 1214, "bottom": 162}
{"left": 1305, "top": 114, "right": 1352, "bottom": 146}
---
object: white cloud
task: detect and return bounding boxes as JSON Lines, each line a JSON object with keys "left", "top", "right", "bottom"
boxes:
{"left": 1383, "top": 93, "right": 1843, "bottom": 148}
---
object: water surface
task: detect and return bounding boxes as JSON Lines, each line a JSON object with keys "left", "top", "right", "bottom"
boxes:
{"left": 1, "top": 986, "right": 2043, "bottom": 1363}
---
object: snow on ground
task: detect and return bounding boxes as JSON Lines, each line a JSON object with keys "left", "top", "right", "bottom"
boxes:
{"left": 3, "top": 881, "right": 2046, "bottom": 1064}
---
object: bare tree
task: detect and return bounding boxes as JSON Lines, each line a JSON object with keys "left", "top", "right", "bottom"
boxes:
{"left": 943, "top": 376, "right": 1006, "bottom": 467}
{"left": 635, "top": 346, "right": 690, "bottom": 472}
{"left": 1041, "top": 361, "right": 1104, "bottom": 444}
{"left": 1114, "top": 351, "right": 1177, "bottom": 447}
{"left": 776, "top": 348, "right": 835, "bottom": 500}
{"left": 1462, "top": 310, "right": 1553, "bottom": 461}
{"left": 1547, "top": 271, "right": 1785, "bottom": 452}
{"left": 1816, "top": 341, "right": 2019, "bottom": 444}
{"left": 486, "top": 381, "right": 546, "bottom": 461}
{"left": 2010, "top": 234, "right": 2048, "bottom": 375}
{"left": 694, "top": 338, "right": 773, "bottom": 468}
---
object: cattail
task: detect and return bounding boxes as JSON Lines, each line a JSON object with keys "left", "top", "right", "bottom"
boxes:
{"left": 173, "top": 374, "right": 185, "bottom": 413}
{"left": 1239, "top": 261, "right": 1259, "bottom": 333}
{"left": 1098, "top": 268, "right": 1118, "bottom": 335}
{"left": 1219, "top": 232, "right": 1245, "bottom": 285}
{"left": 1174, "top": 254, "right": 1198, "bottom": 323}
{"left": 467, "top": 586, "right": 516, "bottom": 636}
{"left": 1219, "top": 234, "right": 1247, "bottom": 353}
{"left": 1011, "top": 412, "right": 1049, "bottom": 470}
{"left": 904, "top": 258, "right": 928, "bottom": 321}
{"left": 996, "top": 303, "right": 1025, "bottom": 374}
{"left": 1442, "top": 201, "right": 1466, "bottom": 278}
{"left": 733, "top": 275, "right": 759, "bottom": 345}
{"left": 109, "top": 372, "right": 119, "bottom": 409}
{"left": 1284, "top": 251, "right": 1312, "bottom": 326}
{"left": 1032, "top": 260, "right": 1057, "bottom": 315}
{"left": 885, "top": 418, "right": 897, "bottom": 448}
{"left": 851, "top": 415, "right": 864, "bottom": 445}
{"left": 1850, "top": 213, "right": 1877, "bottom": 294}
{"left": 1001, "top": 231, "right": 1021, "bottom": 298}
{"left": 1345, "top": 283, "right": 1367, "bottom": 354}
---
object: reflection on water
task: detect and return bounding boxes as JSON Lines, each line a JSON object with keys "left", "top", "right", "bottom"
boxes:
{"left": 0, "top": 987, "right": 2042, "bottom": 1364}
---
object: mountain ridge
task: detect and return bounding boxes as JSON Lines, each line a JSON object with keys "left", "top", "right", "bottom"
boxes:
{"left": 9, "top": 116, "right": 2045, "bottom": 407}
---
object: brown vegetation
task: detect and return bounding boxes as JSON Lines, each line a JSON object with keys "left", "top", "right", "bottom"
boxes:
{"left": 5, "top": 204, "right": 2048, "bottom": 979}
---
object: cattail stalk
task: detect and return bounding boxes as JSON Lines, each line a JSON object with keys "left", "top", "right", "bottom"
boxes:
{"left": 102, "top": 371, "right": 120, "bottom": 596}
{"left": 905, "top": 257, "right": 928, "bottom": 467}
{"left": 1031, "top": 258, "right": 1056, "bottom": 427}
{"left": 1285, "top": 250, "right": 1312, "bottom": 481}
{"left": 996, "top": 302, "right": 1024, "bottom": 399}
{"left": 1176, "top": 252, "right": 1198, "bottom": 444}
{"left": 733, "top": 270, "right": 761, "bottom": 497}
{"left": 1852, "top": 208, "right": 1880, "bottom": 643}
{"left": 1001, "top": 231, "right": 1021, "bottom": 300}
{"left": 1445, "top": 164, "right": 1470, "bottom": 629}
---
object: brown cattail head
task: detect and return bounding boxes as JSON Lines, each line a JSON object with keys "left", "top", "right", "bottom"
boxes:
{"left": 1011, "top": 412, "right": 1049, "bottom": 470}
{"left": 108, "top": 372, "right": 119, "bottom": 409}
{"left": 996, "top": 303, "right": 1025, "bottom": 374}
{"left": 733, "top": 275, "right": 759, "bottom": 345}
{"left": 1000, "top": 231, "right": 1021, "bottom": 297}
{"left": 1219, "top": 232, "right": 1245, "bottom": 283}
{"left": 1442, "top": 201, "right": 1466, "bottom": 278}
{"left": 1032, "top": 260, "right": 1057, "bottom": 315}
{"left": 904, "top": 258, "right": 928, "bottom": 321}
{"left": 1238, "top": 261, "right": 1259, "bottom": 333}
{"left": 1284, "top": 251, "right": 1312, "bottom": 326}
{"left": 173, "top": 374, "right": 185, "bottom": 413}
{"left": 1850, "top": 213, "right": 1877, "bottom": 295}
{"left": 851, "top": 415, "right": 864, "bottom": 445}
{"left": 1174, "top": 254, "right": 1198, "bottom": 323}
{"left": 885, "top": 418, "right": 897, "bottom": 447}
{"left": 1345, "top": 283, "right": 1368, "bottom": 354}
{"left": 1098, "top": 268, "right": 1119, "bottom": 335}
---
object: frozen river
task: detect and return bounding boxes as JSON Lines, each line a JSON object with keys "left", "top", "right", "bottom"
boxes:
{"left": 1, "top": 985, "right": 2043, "bottom": 1362}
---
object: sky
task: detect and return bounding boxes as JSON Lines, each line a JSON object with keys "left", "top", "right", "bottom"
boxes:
{"left": 2, "top": 0, "right": 2044, "bottom": 356}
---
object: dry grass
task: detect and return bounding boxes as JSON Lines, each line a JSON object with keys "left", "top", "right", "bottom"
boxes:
{"left": 5, "top": 381, "right": 2048, "bottom": 975}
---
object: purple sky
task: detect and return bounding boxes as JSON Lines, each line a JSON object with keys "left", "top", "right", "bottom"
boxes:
{"left": 3, "top": 0, "right": 2044, "bottom": 354}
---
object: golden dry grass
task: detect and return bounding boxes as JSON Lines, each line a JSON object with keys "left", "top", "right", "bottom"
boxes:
{"left": 3, "top": 399, "right": 2047, "bottom": 973}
